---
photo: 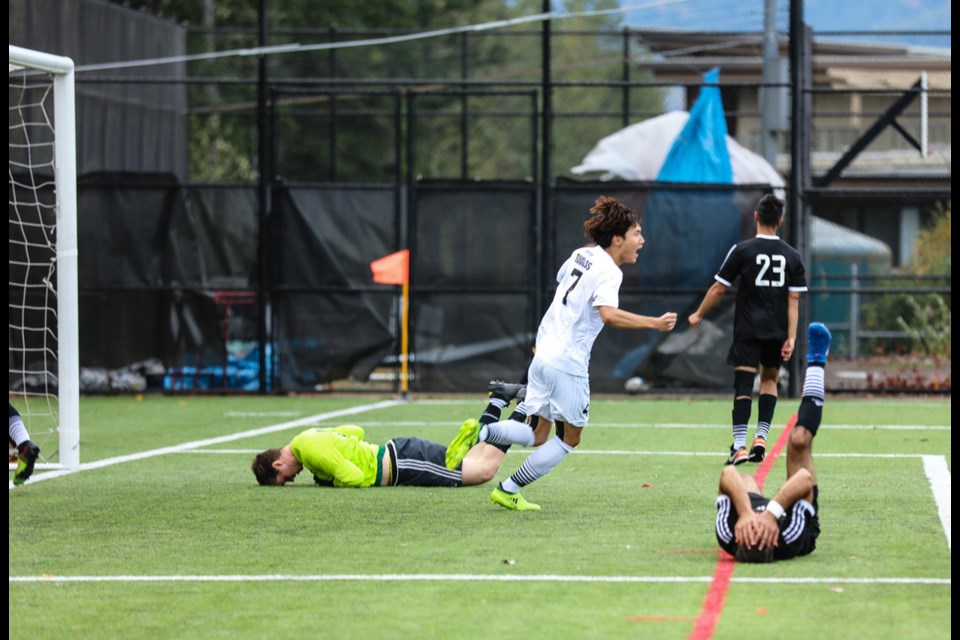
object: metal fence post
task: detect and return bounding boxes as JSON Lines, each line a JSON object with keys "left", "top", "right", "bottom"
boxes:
{"left": 850, "top": 262, "right": 859, "bottom": 359}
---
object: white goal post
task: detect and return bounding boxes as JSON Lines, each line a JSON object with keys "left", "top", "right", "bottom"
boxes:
{"left": 9, "top": 45, "right": 80, "bottom": 470}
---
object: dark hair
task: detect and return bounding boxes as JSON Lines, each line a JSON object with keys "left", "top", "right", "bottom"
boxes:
{"left": 756, "top": 194, "right": 784, "bottom": 227}
{"left": 251, "top": 449, "right": 282, "bottom": 485}
{"left": 735, "top": 542, "right": 775, "bottom": 564}
{"left": 583, "top": 195, "right": 641, "bottom": 248}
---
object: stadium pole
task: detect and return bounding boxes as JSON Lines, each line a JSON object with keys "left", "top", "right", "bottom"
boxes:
{"left": 788, "top": 0, "right": 812, "bottom": 398}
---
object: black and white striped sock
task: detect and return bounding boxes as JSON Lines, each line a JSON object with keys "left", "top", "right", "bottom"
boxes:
{"left": 501, "top": 435, "right": 573, "bottom": 492}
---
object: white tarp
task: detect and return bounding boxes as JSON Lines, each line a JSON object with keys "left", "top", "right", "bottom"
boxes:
{"left": 570, "top": 110, "right": 786, "bottom": 195}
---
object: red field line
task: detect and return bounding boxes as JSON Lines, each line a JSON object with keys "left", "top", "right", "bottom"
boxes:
{"left": 686, "top": 413, "right": 798, "bottom": 640}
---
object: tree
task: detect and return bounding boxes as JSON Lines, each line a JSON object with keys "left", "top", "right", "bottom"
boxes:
{"left": 109, "top": 0, "right": 664, "bottom": 183}
{"left": 862, "top": 202, "right": 951, "bottom": 356}
{"left": 913, "top": 202, "right": 951, "bottom": 276}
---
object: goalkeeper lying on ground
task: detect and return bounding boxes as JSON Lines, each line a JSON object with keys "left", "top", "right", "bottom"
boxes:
{"left": 252, "top": 381, "right": 548, "bottom": 487}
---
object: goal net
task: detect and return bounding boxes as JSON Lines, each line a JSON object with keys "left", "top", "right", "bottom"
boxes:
{"left": 9, "top": 45, "right": 80, "bottom": 471}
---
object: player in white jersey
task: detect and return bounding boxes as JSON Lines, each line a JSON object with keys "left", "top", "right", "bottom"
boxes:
{"left": 445, "top": 195, "right": 678, "bottom": 510}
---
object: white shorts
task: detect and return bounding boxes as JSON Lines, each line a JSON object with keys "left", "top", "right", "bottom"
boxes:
{"left": 516, "top": 356, "right": 591, "bottom": 427}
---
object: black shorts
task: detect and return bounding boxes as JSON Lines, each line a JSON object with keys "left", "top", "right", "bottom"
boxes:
{"left": 727, "top": 339, "right": 783, "bottom": 370}
{"left": 775, "top": 487, "right": 820, "bottom": 560}
{"left": 386, "top": 437, "right": 463, "bottom": 487}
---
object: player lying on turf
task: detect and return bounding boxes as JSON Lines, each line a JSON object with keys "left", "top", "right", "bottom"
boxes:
{"left": 714, "top": 322, "right": 831, "bottom": 563}
{"left": 252, "top": 381, "right": 549, "bottom": 488}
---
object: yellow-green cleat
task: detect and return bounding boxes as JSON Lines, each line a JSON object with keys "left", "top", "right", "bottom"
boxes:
{"left": 13, "top": 440, "right": 40, "bottom": 486}
{"left": 445, "top": 418, "right": 481, "bottom": 470}
{"left": 490, "top": 485, "right": 541, "bottom": 511}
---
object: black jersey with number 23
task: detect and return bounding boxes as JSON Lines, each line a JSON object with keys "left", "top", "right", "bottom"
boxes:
{"left": 715, "top": 235, "right": 807, "bottom": 343}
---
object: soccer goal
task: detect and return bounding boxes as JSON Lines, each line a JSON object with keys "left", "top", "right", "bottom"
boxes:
{"left": 9, "top": 45, "right": 80, "bottom": 471}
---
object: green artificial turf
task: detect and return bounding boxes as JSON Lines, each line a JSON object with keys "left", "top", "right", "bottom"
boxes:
{"left": 9, "top": 394, "right": 951, "bottom": 639}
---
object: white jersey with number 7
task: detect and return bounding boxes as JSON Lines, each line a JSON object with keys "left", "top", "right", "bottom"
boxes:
{"left": 534, "top": 245, "right": 623, "bottom": 377}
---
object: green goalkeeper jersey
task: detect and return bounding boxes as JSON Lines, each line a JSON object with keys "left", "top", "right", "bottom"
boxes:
{"left": 290, "top": 426, "right": 384, "bottom": 488}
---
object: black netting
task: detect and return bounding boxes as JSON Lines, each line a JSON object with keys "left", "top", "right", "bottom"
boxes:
{"left": 275, "top": 291, "right": 394, "bottom": 391}
{"left": 410, "top": 292, "right": 533, "bottom": 392}
{"left": 412, "top": 184, "right": 535, "bottom": 288}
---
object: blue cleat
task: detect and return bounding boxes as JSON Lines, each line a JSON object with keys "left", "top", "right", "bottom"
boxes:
{"left": 807, "top": 322, "right": 832, "bottom": 365}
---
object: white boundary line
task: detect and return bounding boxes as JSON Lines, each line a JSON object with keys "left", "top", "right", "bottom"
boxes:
{"left": 9, "top": 399, "right": 403, "bottom": 489}
{"left": 923, "top": 455, "right": 952, "bottom": 550}
{"left": 8, "top": 574, "right": 950, "bottom": 585}
{"left": 224, "top": 412, "right": 302, "bottom": 417}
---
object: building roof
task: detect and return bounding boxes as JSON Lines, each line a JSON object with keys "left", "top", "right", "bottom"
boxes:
{"left": 630, "top": 29, "right": 951, "bottom": 88}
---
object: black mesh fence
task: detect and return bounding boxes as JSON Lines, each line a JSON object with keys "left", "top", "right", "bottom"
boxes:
{"left": 409, "top": 183, "right": 537, "bottom": 391}
{"left": 8, "top": 2, "right": 951, "bottom": 394}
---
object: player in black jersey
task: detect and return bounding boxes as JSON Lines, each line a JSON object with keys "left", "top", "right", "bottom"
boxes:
{"left": 714, "top": 322, "right": 830, "bottom": 563}
{"left": 688, "top": 194, "right": 807, "bottom": 465}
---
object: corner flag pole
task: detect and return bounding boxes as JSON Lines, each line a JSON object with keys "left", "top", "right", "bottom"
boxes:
{"left": 400, "top": 279, "right": 410, "bottom": 397}
{"left": 371, "top": 249, "right": 411, "bottom": 397}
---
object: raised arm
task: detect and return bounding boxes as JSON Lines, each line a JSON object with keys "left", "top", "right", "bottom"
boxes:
{"left": 598, "top": 306, "right": 677, "bottom": 331}
{"left": 751, "top": 467, "right": 814, "bottom": 549}
{"left": 689, "top": 281, "right": 728, "bottom": 328}
{"left": 718, "top": 466, "right": 765, "bottom": 548}
{"left": 768, "top": 467, "right": 814, "bottom": 511}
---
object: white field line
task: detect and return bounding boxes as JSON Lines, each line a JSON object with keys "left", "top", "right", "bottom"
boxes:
{"left": 223, "top": 412, "right": 302, "bottom": 417}
{"left": 307, "top": 421, "right": 951, "bottom": 431}
{"left": 8, "top": 574, "right": 950, "bottom": 585}
{"left": 923, "top": 456, "right": 952, "bottom": 550}
{"left": 9, "top": 399, "right": 403, "bottom": 489}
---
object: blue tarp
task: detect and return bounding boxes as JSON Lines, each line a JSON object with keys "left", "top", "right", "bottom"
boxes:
{"left": 164, "top": 344, "right": 272, "bottom": 391}
{"left": 656, "top": 68, "right": 733, "bottom": 184}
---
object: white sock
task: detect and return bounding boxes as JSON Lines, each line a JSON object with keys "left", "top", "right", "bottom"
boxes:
{"left": 9, "top": 415, "right": 30, "bottom": 447}
{"left": 802, "top": 366, "right": 825, "bottom": 399}
{"left": 480, "top": 419, "right": 535, "bottom": 447}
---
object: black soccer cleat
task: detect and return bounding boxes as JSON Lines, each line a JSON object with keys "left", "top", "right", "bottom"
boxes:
{"left": 725, "top": 444, "right": 749, "bottom": 466}
{"left": 13, "top": 440, "right": 40, "bottom": 486}
{"left": 748, "top": 436, "right": 766, "bottom": 463}
{"left": 488, "top": 380, "right": 524, "bottom": 402}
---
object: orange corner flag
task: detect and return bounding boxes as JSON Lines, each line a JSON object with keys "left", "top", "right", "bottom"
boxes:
{"left": 371, "top": 249, "right": 409, "bottom": 285}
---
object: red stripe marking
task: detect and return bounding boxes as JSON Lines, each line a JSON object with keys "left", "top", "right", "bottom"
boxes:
{"left": 752, "top": 413, "right": 795, "bottom": 492}
{"left": 686, "top": 414, "right": 798, "bottom": 640}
